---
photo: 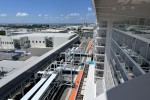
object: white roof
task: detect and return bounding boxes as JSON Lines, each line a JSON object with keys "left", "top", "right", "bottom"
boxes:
{"left": 41, "top": 29, "right": 67, "bottom": 32}
{"left": 82, "top": 26, "right": 94, "bottom": 30}
{"left": 12, "top": 31, "right": 30, "bottom": 34}
{"left": 0, "top": 35, "right": 78, "bottom": 88}
{"left": 0, "top": 56, "right": 38, "bottom": 77}
{"left": 0, "top": 57, "right": 38, "bottom": 87}
{"left": 2, "top": 33, "right": 76, "bottom": 39}
{"left": 66, "top": 26, "right": 81, "bottom": 29}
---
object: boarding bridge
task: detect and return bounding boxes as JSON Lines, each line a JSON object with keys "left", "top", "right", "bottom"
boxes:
{"left": 21, "top": 38, "right": 92, "bottom": 100}
{"left": 21, "top": 53, "right": 82, "bottom": 100}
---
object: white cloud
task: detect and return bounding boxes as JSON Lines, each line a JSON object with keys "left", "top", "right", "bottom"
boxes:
{"left": 60, "top": 18, "right": 64, "bottom": 20}
{"left": 16, "top": 12, "right": 28, "bottom": 17}
{"left": 87, "top": 12, "right": 94, "bottom": 17}
{"left": 38, "top": 14, "right": 42, "bottom": 17}
{"left": 44, "top": 14, "right": 48, "bottom": 17}
{"left": 49, "top": 17, "right": 53, "bottom": 20}
{"left": 67, "top": 13, "right": 80, "bottom": 17}
{"left": 55, "top": 17, "right": 59, "bottom": 19}
{"left": 88, "top": 7, "right": 92, "bottom": 12}
{"left": 65, "top": 16, "right": 70, "bottom": 19}
{"left": 80, "top": 17, "right": 84, "bottom": 20}
{"left": 87, "top": 7, "right": 94, "bottom": 17}
{"left": 0, "top": 14, "right": 7, "bottom": 17}
{"left": 64, "top": 13, "right": 80, "bottom": 20}
{"left": 61, "top": 14, "right": 64, "bottom": 17}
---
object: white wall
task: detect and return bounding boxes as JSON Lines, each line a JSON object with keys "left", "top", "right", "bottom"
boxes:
{"left": 0, "top": 36, "right": 14, "bottom": 49}
{"left": 53, "top": 37, "right": 68, "bottom": 48}
{"left": 28, "top": 37, "right": 46, "bottom": 48}
{"left": 0, "top": 35, "right": 71, "bottom": 49}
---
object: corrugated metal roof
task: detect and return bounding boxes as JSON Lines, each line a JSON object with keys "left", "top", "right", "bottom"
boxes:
{"left": 0, "top": 33, "right": 76, "bottom": 39}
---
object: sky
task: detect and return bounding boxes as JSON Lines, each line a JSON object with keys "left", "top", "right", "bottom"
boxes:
{"left": 0, "top": 0, "right": 96, "bottom": 24}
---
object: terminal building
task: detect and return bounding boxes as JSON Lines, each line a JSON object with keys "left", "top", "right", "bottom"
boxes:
{"left": 0, "top": 33, "right": 79, "bottom": 99}
{"left": 0, "top": 33, "right": 76, "bottom": 49}
{"left": 40, "top": 29, "right": 68, "bottom": 33}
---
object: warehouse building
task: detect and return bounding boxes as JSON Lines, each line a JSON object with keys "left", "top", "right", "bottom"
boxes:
{"left": 0, "top": 35, "right": 79, "bottom": 99}
{"left": 0, "top": 33, "right": 76, "bottom": 49}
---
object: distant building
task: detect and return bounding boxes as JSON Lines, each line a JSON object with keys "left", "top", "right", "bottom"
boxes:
{"left": 40, "top": 29, "right": 67, "bottom": 33}
{"left": 0, "top": 33, "right": 76, "bottom": 49}
{"left": 66, "top": 26, "right": 81, "bottom": 30}
{"left": 81, "top": 26, "right": 94, "bottom": 32}
{"left": 0, "top": 34, "right": 79, "bottom": 100}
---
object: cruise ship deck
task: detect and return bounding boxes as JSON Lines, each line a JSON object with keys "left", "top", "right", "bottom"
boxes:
{"left": 89, "top": 0, "right": 150, "bottom": 100}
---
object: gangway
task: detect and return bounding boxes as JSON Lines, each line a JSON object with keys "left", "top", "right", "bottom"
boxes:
{"left": 31, "top": 73, "right": 58, "bottom": 100}
{"left": 20, "top": 77, "right": 48, "bottom": 100}
{"left": 21, "top": 40, "right": 91, "bottom": 100}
